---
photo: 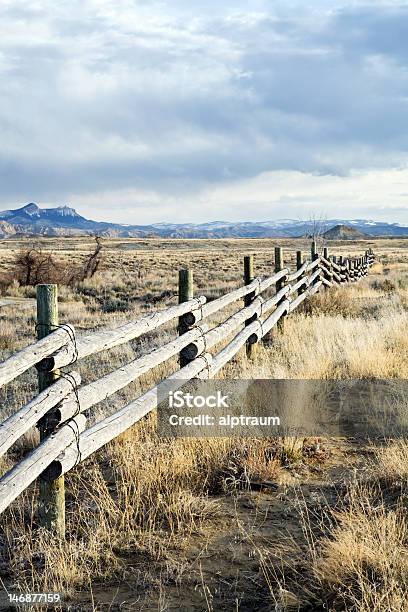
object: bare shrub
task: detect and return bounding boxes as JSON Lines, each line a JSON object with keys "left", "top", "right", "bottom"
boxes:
{"left": 13, "top": 247, "right": 63, "bottom": 285}
{"left": 2, "top": 237, "right": 104, "bottom": 289}
{"left": 68, "top": 236, "right": 103, "bottom": 284}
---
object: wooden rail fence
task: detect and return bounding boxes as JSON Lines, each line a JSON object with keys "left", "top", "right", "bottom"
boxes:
{"left": 0, "top": 243, "right": 375, "bottom": 538}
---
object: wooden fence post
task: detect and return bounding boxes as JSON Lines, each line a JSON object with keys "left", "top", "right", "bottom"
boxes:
{"left": 275, "top": 247, "right": 286, "bottom": 331}
{"left": 37, "top": 285, "right": 60, "bottom": 393}
{"left": 323, "top": 246, "right": 331, "bottom": 287}
{"left": 344, "top": 258, "right": 350, "bottom": 282}
{"left": 243, "top": 255, "right": 258, "bottom": 359}
{"left": 36, "top": 284, "right": 65, "bottom": 539}
{"left": 178, "top": 269, "right": 194, "bottom": 368}
{"left": 296, "top": 250, "right": 305, "bottom": 296}
{"left": 337, "top": 255, "right": 341, "bottom": 279}
{"left": 311, "top": 241, "right": 319, "bottom": 288}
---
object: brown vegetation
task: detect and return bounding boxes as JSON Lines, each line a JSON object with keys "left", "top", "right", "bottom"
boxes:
{"left": 0, "top": 237, "right": 104, "bottom": 291}
{"left": 0, "top": 237, "right": 407, "bottom": 610}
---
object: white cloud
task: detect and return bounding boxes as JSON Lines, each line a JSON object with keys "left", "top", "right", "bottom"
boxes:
{"left": 0, "top": 0, "right": 408, "bottom": 222}
{"left": 65, "top": 167, "right": 408, "bottom": 224}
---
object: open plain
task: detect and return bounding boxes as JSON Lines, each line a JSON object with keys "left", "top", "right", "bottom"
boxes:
{"left": 0, "top": 236, "right": 408, "bottom": 611}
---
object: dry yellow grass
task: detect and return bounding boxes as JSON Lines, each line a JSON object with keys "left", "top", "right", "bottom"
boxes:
{"left": 315, "top": 487, "right": 408, "bottom": 612}
{"left": 0, "top": 236, "right": 407, "bottom": 610}
{"left": 312, "top": 436, "right": 408, "bottom": 611}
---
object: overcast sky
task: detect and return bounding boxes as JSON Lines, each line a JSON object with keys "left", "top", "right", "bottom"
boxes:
{"left": 1, "top": 0, "right": 408, "bottom": 224}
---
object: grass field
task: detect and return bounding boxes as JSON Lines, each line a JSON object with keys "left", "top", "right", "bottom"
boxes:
{"left": 0, "top": 236, "right": 408, "bottom": 611}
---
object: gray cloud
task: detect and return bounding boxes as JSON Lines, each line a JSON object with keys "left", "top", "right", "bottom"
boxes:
{"left": 0, "top": 0, "right": 408, "bottom": 221}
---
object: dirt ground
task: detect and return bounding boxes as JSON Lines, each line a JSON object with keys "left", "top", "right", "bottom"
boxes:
{"left": 72, "top": 438, "right": 370, "bottom": 611}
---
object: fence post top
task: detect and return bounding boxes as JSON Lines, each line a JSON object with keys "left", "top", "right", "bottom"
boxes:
{"left": 37, "top": 283, "right": 58, "bottom": 289}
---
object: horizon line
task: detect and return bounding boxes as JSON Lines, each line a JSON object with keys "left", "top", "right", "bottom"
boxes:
{"left": 1, "top": 202, "right": 408, "bottom": 227}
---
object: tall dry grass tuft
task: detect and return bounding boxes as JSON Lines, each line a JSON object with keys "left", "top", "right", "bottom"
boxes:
{"left": 301, "top": 285, "right": 363, "bottom": 318}
{"left": 374, "top": 441, "right": 408, "bottom": 485}
{"left": 0, "top": 320, "right": 14, "bottom": 350}
{"left": 314, "top": 484, "right": 408, "bottom": 611}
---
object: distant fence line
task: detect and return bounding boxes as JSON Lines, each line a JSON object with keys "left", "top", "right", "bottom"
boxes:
{"left": 0, "top": 242, "right": 375, "bottom": 538}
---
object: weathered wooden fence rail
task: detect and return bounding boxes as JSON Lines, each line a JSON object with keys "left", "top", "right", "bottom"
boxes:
{"left": 0, "top": 244, "right": 375, "bottom": 537}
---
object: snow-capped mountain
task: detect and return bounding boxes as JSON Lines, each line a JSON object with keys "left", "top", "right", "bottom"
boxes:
{"left": 0, "top": 203, "right": 407, "bottom": 238}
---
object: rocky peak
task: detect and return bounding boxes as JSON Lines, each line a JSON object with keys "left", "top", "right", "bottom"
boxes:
{"left": 53, "top": 205, "right": 79, "bottom": 217}
{"left": 21, "top": 202, "right": 41, "bottom": 216}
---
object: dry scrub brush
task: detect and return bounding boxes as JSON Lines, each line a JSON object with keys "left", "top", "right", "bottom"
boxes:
{"left": 0, "top": 238, "right": 103, "bottom": 293}
{"left": 310, "top": 437, "right": 408, "bottom": 612}
{"left": 1, "top": 241, "right": 408, "bottom": 608}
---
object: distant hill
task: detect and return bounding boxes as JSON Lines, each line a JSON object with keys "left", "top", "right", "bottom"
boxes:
{"left": 323, "top": 224, "right": 369, "bottom": 240}
{"left": 0, "top": 203, "right": 407, "bottom": 238}
{"left": 0, "top": 203, "right": 147, "bottom": 238}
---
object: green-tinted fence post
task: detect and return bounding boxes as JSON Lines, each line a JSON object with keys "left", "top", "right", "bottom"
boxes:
{"left": 296, "top": 250, "right": 305, "bottom": 296}
{"left": 323, "top": 246, "right": 331, "bottom": 287}
{"left": 36, "top": 284, "right": 65, "bottom": 539}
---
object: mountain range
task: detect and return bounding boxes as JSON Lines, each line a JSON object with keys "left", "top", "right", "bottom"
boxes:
{"left": 0, "top": 203, "right": 407, "bottom": 239}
